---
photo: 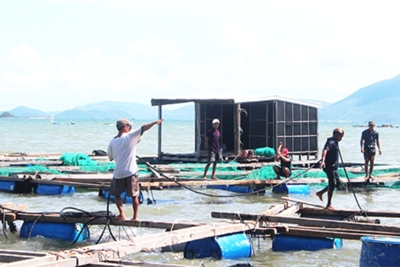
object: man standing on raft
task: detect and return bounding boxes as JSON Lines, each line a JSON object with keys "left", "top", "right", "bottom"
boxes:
{"left": 360, "top": 121, "right": 382, "bottom": 181}
{"left": 203, "top": 118, "right": 222, "bottom": 180}
{"left": 108, "top": 118, "right": 163, "bottom": 221}
{"left": 316, "top": 127, "right": 344, "bottom": 210}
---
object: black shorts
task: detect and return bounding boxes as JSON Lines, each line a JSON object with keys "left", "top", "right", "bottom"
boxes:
{"left": 277, "top": 166, "right": 292, "bottom": 177}
{"left": 364, "top": 148, "right": 376, "bottom": 160}
{"left": 207, "top": 151, "right": 222, "bottom": 163}
{"left": 323, "top": 168, "right": 340, "bottom": 191}
{"left": 110, "top": 174, "right": 139, "bottom": 197}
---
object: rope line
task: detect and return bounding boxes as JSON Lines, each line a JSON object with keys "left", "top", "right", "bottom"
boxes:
{"left": 137, "top": 155, "right": 320, "bottom": 198}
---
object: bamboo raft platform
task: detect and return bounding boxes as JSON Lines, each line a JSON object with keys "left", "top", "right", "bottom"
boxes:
{"left": 2, "top": 197, "right": 400, "bottom": 266}
{"left": 1, "top": 157, "right": 398, "bottom": 188}
{"left": 0, "top": 172, "right": 394, "bottom": 193}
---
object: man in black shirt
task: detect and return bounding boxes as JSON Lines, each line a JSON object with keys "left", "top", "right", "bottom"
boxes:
{"left": 360, "top": 121, "right": 382, "bottom": 181}
{"left": 316, "top": 127, "right": 344, "bottom": 210}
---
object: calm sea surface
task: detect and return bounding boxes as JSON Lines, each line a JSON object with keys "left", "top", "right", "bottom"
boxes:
{"left": 0, "top": 118, "right": 399, "bottom": 266}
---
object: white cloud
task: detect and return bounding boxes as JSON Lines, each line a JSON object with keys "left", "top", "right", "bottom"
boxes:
{"left": 1, "top": 1, "right": 400, "bottom": 112}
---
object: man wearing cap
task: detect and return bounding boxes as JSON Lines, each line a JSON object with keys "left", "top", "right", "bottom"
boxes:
{"left": 202, "top": 118, "right": 222, "bottom": 180}
{"left": 108, "top": 118, "right": 163, "bottom": 221}
{"left": 316, "top": 127, "right": 344, "bottom": 210}
{"left": 273, "top": 142, "right": 292, "bottom": 180}
{"left": 360, "top": 121, "right": 382, "bottom": 180}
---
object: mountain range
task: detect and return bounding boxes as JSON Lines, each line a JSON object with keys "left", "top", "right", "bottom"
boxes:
{"left": 319, "top": 74, "right": 400, "bottom": 124}
{"left": 2, "top": 74, "right": 400, "bottom": 123}
{"left": 1, "top": 101, "right": 194, "bottom": 120}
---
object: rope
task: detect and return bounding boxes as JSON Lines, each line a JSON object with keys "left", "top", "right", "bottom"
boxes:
{"left": 137, "top": 155, "right": 321, "bottom": 198}
{"left": 338, "top": 148, "right": 366, "bottom": 217}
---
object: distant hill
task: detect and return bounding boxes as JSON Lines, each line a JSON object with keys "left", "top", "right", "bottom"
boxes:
{"left": 8, "top": 106, "right": 50, "bottom": 118}
{"left": 319, "top": 74, "right": 400, "bottom": 124}
{"left": 0, "top": 111, "right": 15, "bottom": 118}
{"left": 4, "top": 77, "right": 400, "bottom": 123}
{"left": 55, "top": 101, "right": 194, "bottom": 120}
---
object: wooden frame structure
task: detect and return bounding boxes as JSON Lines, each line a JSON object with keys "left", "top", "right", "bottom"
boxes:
{"left": 151, "top": 96, "right": 322, "bottom": 162}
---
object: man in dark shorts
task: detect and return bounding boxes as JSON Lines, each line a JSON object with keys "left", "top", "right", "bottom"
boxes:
{"left": 273, "top": 142, "right": 292, "bottom": 180}
{"left": 316, "top": 127, "right": 344, "bottom": 210}
{"left": 202, "top": 118, "right": 222, "bottom": 180}
{"left": 360, "top": 121, "right": 382, "bottom": 181}
{"left": 108, "top": 118, "right": 163, "bottom": 221}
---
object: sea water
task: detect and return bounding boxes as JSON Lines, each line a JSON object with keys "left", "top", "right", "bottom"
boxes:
{"left": 0, "top": 118, "right": 400, "bottom": 267}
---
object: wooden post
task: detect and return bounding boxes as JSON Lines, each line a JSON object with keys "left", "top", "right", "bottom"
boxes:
{"left": 195, "top": 102, "right": 201, "bottom": 162}
{"left": 157, "top": 103, "right": 162, "bottom": 159}
{"left": 235, "top": 103, "right": 241, "bottom": 155}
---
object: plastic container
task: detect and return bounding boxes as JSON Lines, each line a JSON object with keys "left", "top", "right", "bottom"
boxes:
{"left": 35, "top": 184, "right": 75, "bottom": 195}
{"left": 206, "top": 184, "right": 265, "bottom": 193}
{"left": 184, "top": 232, "right": 252, "bottom": 259}
{"left": 0, "top": 181, "right": 16, "bottom": 192}
{"left": 272, "top": 183, "right": 310, "bottom": 194}
{"left": 360, "top": 236, "right": 400, "bottom": 267}
{"left": 20, "top": 221, "right": 89, "bottom": 242}
{"left": 101, "top": 189, "right": 144, "bottom": 204}
{"left": 272, "top": 234, "right": 343, "bottom": 251}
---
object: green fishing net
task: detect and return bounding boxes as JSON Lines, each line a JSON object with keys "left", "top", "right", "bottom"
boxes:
{"left": 254, "top": 147, "right": 276, "bottom": 157}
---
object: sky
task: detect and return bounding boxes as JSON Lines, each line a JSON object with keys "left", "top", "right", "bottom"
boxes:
{"left": 1, "top": 0, "right": 400, "bottom": 112}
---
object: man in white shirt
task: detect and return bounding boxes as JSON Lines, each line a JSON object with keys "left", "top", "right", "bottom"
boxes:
{"left": 108, "top": 118, "right": 163, "bottom": 221}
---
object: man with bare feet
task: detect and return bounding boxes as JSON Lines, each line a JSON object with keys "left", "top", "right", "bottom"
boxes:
{"left": 203, "top": 118, "right": 222, "bottom": 180}
{"left": 360, "top": 121, "right": 382, "bottom": 181}
{"left": 108, "top": 118, "right": 163, "bottom": 221}
{"left": 316, "top": 127, "right": 344, "bottom": 210}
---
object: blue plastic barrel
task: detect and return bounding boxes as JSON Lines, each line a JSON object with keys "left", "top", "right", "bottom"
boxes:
{"left": 36, "top": 184, "right": 75, "bottom": 195}
{"left": 272, "top": 234, "right": 343, "bottom": 251}
{"left": 102, "top": 189, "right": 143, "bottom": 204}
{"left": 20, "top": 221, "right": 89, "bottom": 242}
{"left": 0, "top": 181, "right": 16, "bottom": 192}
{"left": 360, "top": 236, "right": 400, "bottom": 266}
{"left": 184, "top": 232, "right": 252, "bottom": 259}
{"left": 272, "top": 183, "right": 310, "bottom": 194}
{"left": 206, "top": 184, "right": 265, "bottom": 193}
{"left": 206, "top": 184, "right": 228, "bottom": 190}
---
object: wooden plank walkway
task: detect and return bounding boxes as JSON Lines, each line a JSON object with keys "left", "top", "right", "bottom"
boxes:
{"left": 3, "top": 197, "right": 400, "bottom": 266}
{"left": 2, "top": 222, "right": 251, "bottom": 267}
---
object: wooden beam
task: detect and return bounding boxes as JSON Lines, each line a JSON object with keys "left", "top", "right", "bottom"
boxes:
{"left": 261, "top": 203, "right": 288, "bottom": 216}
{"left": 0, "top": 254, "right": 36, "bottom": 263}
{"left": 101, "top": 259, "right": 190, "bottom": 267}
{"left": 2, "top": 255, "right": 63, "bottom": 267}
{"left": 211, "top": 211, "right": 400, "bottom": 233}
{"left": 299, "top": 207, "right": 400, "bottom": 218}
{"left": 0, "top": 203, "right": 29, "bottom": 211}
{"left": 286, "top": 226, "right": 400, "bottom": 240}
{"left": 281, "top": 197, "right": 325, "bottom": 208}
{"left": 277, "top": 203, "right": 302, "bottom": 217}
{"left": 15, "top": 213, "right": 200, "bottom": 230}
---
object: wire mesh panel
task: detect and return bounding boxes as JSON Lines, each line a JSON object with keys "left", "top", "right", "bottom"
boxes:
{"left": 275, "top": 100, "right": 318, "bottom": 160}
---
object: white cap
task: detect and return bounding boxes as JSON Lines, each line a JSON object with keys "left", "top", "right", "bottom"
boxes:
{"left": 212, "top": 118, "right": 220, "bottom": 124}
